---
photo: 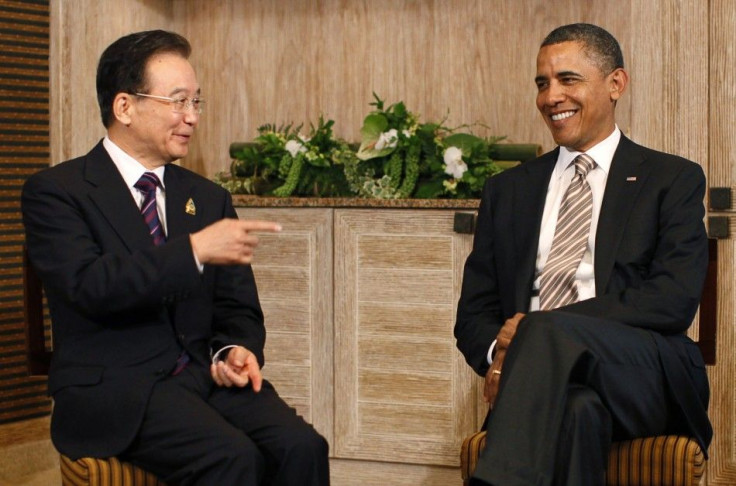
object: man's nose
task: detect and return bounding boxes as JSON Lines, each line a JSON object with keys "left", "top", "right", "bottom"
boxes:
{"left": 183, "top": 109, "right": 200, "bottom": 125}
{"left": 542, "top": 82, "right": 565, "bottom": 106}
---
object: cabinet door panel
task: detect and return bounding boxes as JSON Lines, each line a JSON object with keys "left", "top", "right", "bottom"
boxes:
{"left": 236, "top": 208, "right": 333, "bottom": 445}
{"left": 334, "top": 209, "right": 480, "bottom": 466}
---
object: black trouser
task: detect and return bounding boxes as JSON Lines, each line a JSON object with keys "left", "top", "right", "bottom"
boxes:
{"left": 473, "top": 311, "right": 673, "bottom": 486}
{"left": 120, "top": 364, "right": 330, "bottom": 486}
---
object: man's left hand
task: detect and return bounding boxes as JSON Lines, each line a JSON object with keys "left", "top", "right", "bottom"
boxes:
{"left": 210, "top": 345, "right": 262, "bottom": 391}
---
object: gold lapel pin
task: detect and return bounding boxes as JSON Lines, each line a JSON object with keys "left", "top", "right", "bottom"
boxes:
{"left": 626, "top": 177, "right": 637, "bottom": 181}
{"left": 185, "top": 198, "right": 196, "bottom": 215}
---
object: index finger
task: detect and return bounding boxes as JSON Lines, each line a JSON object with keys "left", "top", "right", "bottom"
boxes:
{"left": 238, "top": 220, "right": 283, "bottom": 233}
{"left": 248, "top": 366, "right": 262, "bottom": 392}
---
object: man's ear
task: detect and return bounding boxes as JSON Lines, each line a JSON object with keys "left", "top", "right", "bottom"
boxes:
{"left": 609, "top": 68, "right": 629, "bottom": 102}
{"left": 112, "top": 93, "right": 134, "bottom": 126}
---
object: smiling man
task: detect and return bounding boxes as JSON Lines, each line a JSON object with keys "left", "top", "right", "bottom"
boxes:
{"left": 455, "top": 23, "right": 712, "bottom": 485}
{"left": 22, "top": 30, "right": 329, "bottom": 485}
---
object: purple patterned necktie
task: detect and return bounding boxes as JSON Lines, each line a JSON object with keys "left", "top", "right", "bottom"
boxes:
{"left": 134, "top": 172, "right": 166, "bottom": 246}
{"left": 134, "top": 173, "right": 188, "bottom": 375}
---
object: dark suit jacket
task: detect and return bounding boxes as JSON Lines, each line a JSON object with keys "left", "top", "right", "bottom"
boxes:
{"left": 21, "top": 141, "right": 265, "bottom": 459}
{"left": 455, "top": 135, "right": 712, "bottom": 450}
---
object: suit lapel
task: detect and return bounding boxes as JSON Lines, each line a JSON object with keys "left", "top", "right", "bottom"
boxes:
{"left": 84, "top": 142, "right": 154, "bottom": 252}
{"left": 512, "top": 150, "right": 557, "bottom": 310}
{"left": 595, "top": 136, "right": 650, "bottom": 291}
{"left": 163, "top": 165, "right": 201, "bottom": 239}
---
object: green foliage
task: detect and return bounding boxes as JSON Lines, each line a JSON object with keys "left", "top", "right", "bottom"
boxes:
{"left": 220, "top": 117, "right": 354, "bottom": 197}
{"left": 346, "top": 94, "right": 506, "bottom": 199}
{"left": 217, "top": 94, "right": 512, "bottom": 199}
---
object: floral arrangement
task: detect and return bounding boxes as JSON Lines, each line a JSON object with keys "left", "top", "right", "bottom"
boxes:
{"left": 219, "top": 117, "right": 354, "bottom": 197}
{"left": 217, "top": 95, "right": 536, "bottom": 199}
{"left": 346, "top": 94, "right": 505, "bottom": 199}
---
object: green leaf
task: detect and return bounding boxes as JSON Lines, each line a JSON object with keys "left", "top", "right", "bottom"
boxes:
{"left": 357, "top": 114, "right": 395, "bottom": 161}
{"left": 393, "top": 102, "right": 407, "bottom": 120}
{"left": 443, "top": 133, "right": 484, "bottom": 155}
{"left": 305, "top": 155, "right": 330, "bottom": 168}
{"left": 359, "top": 113, "right": 388, "bottom": 140}
{"left": 414, "top": 179, "right": 445, "bottom": 199}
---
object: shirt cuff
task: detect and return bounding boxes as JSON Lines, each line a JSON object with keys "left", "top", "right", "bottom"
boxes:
{"left": 211, "top": 345, "right": 239, "bottom": 364}
{"left": 192, "top": 250, "right": 204, "bottom": 274}
{"left": 487, "top": 339, "right": 497, "bottom": 365}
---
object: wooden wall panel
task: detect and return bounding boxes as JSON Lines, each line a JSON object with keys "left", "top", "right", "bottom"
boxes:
{"left": 629, "top": 1, "right": 708, "bottom": 163}
{"left": 330, "top": 457, "right": 462, "bottom": 485}
{"left": 50, "top": 0, "right": 174, "bottom": 163}
{"left": 50, "top": 0, "right": 709, "bottom": 178}
{"left": 334, "top": 209, "right": 476, "bottom": 466}
{"left": 710, "top": 1, "right": 736, "bottom": 191}
{"left": 0, "top": 0, "right": 50, "bottom": 426}
{"left": 236, "top": 207, "right": 334, "bottom": 446}
{"left": 706, "top": 2, "right": 736, "bottom": 484}
{"left": 177, "top": 0, "right": 639, "bottom": 178}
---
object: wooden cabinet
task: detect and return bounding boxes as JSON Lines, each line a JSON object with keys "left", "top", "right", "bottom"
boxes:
{"left": 237, "top": 206, "right": 482, "bottom": 485}
{"left": 235, "top": 208, "right": 334, "bottom": 446}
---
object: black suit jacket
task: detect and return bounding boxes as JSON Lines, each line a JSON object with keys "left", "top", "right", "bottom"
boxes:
{"left": 21, "top": 141, "right": 265, "bottom": 459}
{"left": 455, "top": 135, "right": 712, "bottom": 450}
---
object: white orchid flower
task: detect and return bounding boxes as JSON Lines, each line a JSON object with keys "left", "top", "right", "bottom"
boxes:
{"left": 443, "top": 146, "right": 468, "bottom": 179}
{"left": 285, "top": 139, "right": 308, "bottom": 157}
{"left": 374, "top": 129, "right": 399, "bottom": 151}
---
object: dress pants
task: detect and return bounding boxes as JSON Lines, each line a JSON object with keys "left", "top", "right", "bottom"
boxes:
{"left": 119, "top": 363, "right": 329, "bottom": 486}
{"left": 472, "top": 311, "right": 672, "bottom": 486}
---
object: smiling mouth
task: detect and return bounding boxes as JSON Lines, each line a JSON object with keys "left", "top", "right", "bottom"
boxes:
{"left": 550, "top": 110, "right": 576, "bottom": 121}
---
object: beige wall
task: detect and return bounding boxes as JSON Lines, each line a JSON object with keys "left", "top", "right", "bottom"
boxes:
{"left": 53, "top": 0, "right": 706, "bottom": 177}
{"left": 49, "top": 1, "right": 736, "bottom": 484}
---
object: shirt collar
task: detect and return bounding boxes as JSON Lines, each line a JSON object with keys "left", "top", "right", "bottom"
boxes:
{"left": 553, "top": 126, "right": 621, "bottom": 179}
{"left": 102, "top": 136, "right": 166, "bottom": 190}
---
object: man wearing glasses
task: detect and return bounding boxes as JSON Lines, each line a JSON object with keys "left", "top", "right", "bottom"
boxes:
{"left": 22, "top": 30, "right": 329, "bottom": 485}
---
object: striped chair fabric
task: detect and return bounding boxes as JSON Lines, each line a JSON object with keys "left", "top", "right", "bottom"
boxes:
{"left": 460, "top": 431, "right": 705, "bottom": 486}
{"left": 60, "top": 454, "right": 167, "bottom": 486}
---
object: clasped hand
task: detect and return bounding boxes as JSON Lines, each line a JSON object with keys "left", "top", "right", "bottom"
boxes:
{"left": 210, "top": 345, "right": 262, "bottom": 391}
{"left": 484, "top": 312, "right": 525, "bottom": 408}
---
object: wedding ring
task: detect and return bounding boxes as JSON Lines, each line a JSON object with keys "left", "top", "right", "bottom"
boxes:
{"left": 492, "top": 370, "right": 502, "bottom": 375}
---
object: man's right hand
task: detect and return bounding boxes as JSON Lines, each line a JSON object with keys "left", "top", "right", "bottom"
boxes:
{"left": 190, "top": 219, "right": 281, "bottom": 265}
{"left": 496, "top": 312, "right": 524, "bottom": 353}
{"left": 484, "top": 312, "right": 525, "bottom": 407}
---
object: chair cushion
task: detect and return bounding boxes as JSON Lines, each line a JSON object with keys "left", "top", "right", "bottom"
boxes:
{"left": 460, "top": 431, "right": 705, "bottom": 486}
{"left": 60, "top": 454, "right": 167, "bottom": 486}
{"left": 606, "top": 435, "right": 705, "bottom": 486}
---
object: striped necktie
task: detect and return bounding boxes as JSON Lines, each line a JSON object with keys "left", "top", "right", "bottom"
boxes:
{"left": 134, "top": 172, "right": 166, "bottom": 246}
{"left": 134, "top": 172, "right": 190, "bottom": 374}
{"left": 539, "top": 153, "right": 596, "bottom": 310}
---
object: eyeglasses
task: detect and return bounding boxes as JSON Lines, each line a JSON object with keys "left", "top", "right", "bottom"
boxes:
{"left": 134, "top": 93, "right": 205, "bottom": 114}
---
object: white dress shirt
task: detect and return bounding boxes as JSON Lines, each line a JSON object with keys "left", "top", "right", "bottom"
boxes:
{"left": 103, "top": 136, "right": 168, "bottom": 234}
{"left": 103, "top": 136, "right": 228, "bottom": 362}
{"left": 487, "top": 127, "right": 621, "bottom": 365}
{"left": 530, "top": 126, "right": 620, "bottom": 310}
{"left": 103, "top": 136, "right": 205, "bottom": 272}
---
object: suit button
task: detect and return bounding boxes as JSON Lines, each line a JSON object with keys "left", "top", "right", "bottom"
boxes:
{"left": 178, "top": 334, "right": 186, "bottom": 342}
